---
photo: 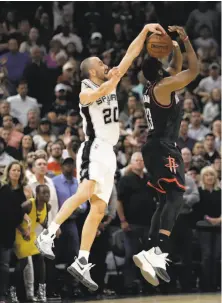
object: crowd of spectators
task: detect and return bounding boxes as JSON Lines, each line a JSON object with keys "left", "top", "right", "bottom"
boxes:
{"left": 0, "top": 1, "right": 221, "bottom": 302}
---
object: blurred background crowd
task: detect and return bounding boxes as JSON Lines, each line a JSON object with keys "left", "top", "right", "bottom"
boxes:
{"left": 0, "top": 1, "right": 221, "bottom": 302}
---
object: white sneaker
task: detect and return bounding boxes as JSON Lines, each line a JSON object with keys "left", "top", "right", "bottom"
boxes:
{"left": 133, "top": 251, "right": 159, "bottom": 286}
{"left": 142, "top": 247, "right": 171, "bottom": 283}
{"left": 35, "top": 229, "right": 55, "bottom": 260}
{"left": 67, "top": 257, "right": 98, "bottom": 292}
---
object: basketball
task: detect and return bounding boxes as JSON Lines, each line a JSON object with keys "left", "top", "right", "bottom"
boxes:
{"left": 146, "top": 33, "right": 173, "bottom": 58}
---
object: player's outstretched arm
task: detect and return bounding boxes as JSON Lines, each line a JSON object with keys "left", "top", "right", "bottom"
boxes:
{"left": 117, "top": 23, "right": 166, "bottom": 76}
{"left": 80, "top": 68, "right": 121, "bottom": 105}
{"left": 161, "top": 26, "right": 199, "bottom": 92}
{"left": 166, "top": 41, "right": 183, "bottom": 76}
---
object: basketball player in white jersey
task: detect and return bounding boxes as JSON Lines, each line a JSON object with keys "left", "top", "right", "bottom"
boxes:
{"left": 36, "top": 23, "right": 166, "bottom": 291}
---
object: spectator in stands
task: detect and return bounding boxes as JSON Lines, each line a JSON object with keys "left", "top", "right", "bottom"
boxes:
{"left": 212, "top": 157, "right": 221, "bottom": 181}
{"left": 58, "top": 109, "right": 79, "bottom": 136}
{"left": 0, "top": 137, "right": 15, "bottom": 174}
{"left": 50, "top": 83, "right": 69, "bottom": 116}
{"left": 23, "top": 46, "right": 50, "bottom": 114}
{"left": 119, "top": 93, "right": 138, "bottom": 125}
{"left": 0, "top": 128, "right": 19, "bottom": 160}
{"left": 117, "top": 152, "right": 156, "bottom": 294}
{"left": 192, "top": 142, "right": 205, "bottom": 157}
{"left": 203, "top": 133, "right": 220, "bottom": 164}
{"left": 188, "top": 111, "right": 210, "bottom": 141}
{"left": 0, "top": 161, "right": 29, "bottom": 303}
{"left": 25, "top": 152, "right": 36, "bottom": 180}
{"left": 178, "top": 119, "right": 196, "bottom": 151}
{"left": 53, "top": 158, "right": 83, "bottom": 265}
{"left": 7, "top": 80, "right": 39, "bottom": 127}
{"left": 0, "top": 38, "right": 29, "bottom": 94}
{"left": 186, "top": 2, "right": 219, "bottom": 38}
{"left": 44, "top": 141, "right": 53, "bottom": 159}
{"left": 13, "top": 185, "right": 51, "bottom": 302}
{"left": 212, "top": 119, "right": 221, "bottom": 152}
{"left": 28, "top": 157, "right": 58, "bottom": 226}
{"left": 19, "top": 27, "right": 46, "bottom": 55}
{"left": 2, "top": 114, "right": 23, "bottom": 148}
{"left": 0, "top": 67, "right": 10, "bottom": 99}
{"left": 187, "top": 167, "right": 200, "bottom": 186}
{"left": 193, "top": 24, "right": 218, "bottom": 53}
{"left": 18, "top": 19, "right": 30, "bottom": 44}
{"left": 52, "top": 25, "right": 83, "bottom": 54}
{"left": 0, "top": 23, "right": 9, "bottom": 56}
{"left": 33, "top": 118, "right": 56, "bottom": 150}
{"left": 2, "top": 11, "right": 17, "bottom": 34}
{"left": 38, "top": 13, "right": 53, "bottom": 49}
{"left": 194, "top": 166, "right": 221, "bottom": 292}
{"left": 182, "top": 98, "right": 195, "bottom": 120}
{"left": 23, "top": 109, "right": 40, "bottom": 136}
{"left": 0, "top": 100, "right": 19, "bottom": 126}
{"left": 203, "top": 88, "right": 221, "bottom": 125}
{"left": 181, "top": 147, "right": 192, "bottom": 173}
{"left": 44, "top": 40, "right": 64, "bottom": 69}
{"left": 18, "top": 135, "right": 35, "bottom": 162}
{"left": 195, "top": 63, "right": 221, "bottom": 103}
{"left": 47, "top": 142, "right": 63, "bottom": 176}
{"left": 171, "top": 174, "right": 199, "bottom": 292}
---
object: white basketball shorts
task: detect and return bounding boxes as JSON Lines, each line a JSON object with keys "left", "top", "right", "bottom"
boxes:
{"left": 76, "top": 138, "right": 116, "bottom": 204}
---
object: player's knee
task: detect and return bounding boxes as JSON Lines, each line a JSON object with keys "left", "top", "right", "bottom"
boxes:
{"left": 90, "top": 198, "right": 106, "bottom": 218}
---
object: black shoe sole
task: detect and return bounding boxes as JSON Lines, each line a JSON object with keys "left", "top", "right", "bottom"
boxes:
{"left": 35, "top": 240, "right": 55, "bottom": 260}
{"left": 67, "top": 266, "right": 98, "bottom": 292}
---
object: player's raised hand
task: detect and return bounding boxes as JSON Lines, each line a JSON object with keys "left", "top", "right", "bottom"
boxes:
{"left": 168, "top": 26, "right": 187, "bottom": 40}
{"left": 108, "top": 67, "right": 122, "bottom": 79}
{"left": 172, "top": 41, "right": 179, "bottom": 48}
{"left": 145, "top": 23, "right": 166, "bottom": 35}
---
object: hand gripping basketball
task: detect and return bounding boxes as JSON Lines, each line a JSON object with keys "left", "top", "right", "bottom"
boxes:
{"left": 168, "top": 26, "right": 188, "bottom": 41}
{"left": 144, "top": 23, "right": 166, "bottom": 35}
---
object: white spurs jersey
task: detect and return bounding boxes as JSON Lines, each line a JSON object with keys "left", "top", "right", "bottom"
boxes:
{"left": 79, "top": 79, "right": 119, "bottom": 146}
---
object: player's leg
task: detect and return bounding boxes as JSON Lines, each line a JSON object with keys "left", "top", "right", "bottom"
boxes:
{"left": 67, "top": 195, "right": 107, "bottom": 291}
{"left": 157, "top": 190, "right": 184, "bottom": 253}
{"left": 146, "top": 192, "right": 166, "bottom": 249}
{"left": 133, "top": 192, "right": 166, "bottom": 286}
{"left": 36, "top": 179, "right": 96, "bottom": 259}
{"left": 135, "top": 189, "right": 184, "bottom": 284}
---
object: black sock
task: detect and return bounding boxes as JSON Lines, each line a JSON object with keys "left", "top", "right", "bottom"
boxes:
{"left": 146, "top": 235, "right": 157, "bottom": 250}
{"left": 157, "top": 233, "right": 170, "bottom": 253}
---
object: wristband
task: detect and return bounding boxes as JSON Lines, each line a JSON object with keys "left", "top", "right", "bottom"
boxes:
{"left": 183, "top": 36, "right": 189, "bottom": 42}
{"left": 120, "top": 218, "right": 126, "bottom": 223}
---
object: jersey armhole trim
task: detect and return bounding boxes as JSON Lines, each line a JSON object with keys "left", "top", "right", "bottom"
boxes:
{"left": 151, "top": 83, "right": 173, "bottom": 109}
{"left": 80, "top": 102, "right": 93, "bottom": 107}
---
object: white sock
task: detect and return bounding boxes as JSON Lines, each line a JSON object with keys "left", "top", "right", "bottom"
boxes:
{"left": 78, "top": 250, "right": 90, "bottom": 262}
{"left": 47, "top": 222, "right": 60, "bottom": 236}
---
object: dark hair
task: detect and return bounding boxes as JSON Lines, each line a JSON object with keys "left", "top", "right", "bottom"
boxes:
{"left": 205, "top": 133, "right": 215, "bottom": 139}
{"left": 17, "top": 80, "right": 27, "bottom": 88}
{"left": 18, "top": 135, "right": 35, "bottom": 160}
{"left": 181, "top": 118, "right": 189, "bottom": 124}
{"left": 142, "top": 57, "right": 170, "bottom": 82}
{"left": 36, "top": 184, "right": 49, "bottom": 195}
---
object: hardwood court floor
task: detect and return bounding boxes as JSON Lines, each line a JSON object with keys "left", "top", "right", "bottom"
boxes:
{"left": 85, "top": 294, "right": 221, "bottom": 303}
